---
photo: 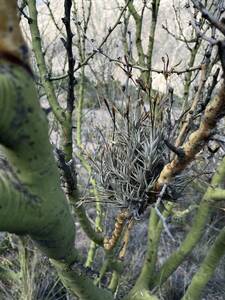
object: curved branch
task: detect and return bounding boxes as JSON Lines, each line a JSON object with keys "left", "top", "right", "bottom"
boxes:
{"left": 150, "top": 151, "right": 225, "bottom": 288}
{"left": 156, "top": 82, "right": 225, "bottom": 188}
{"left": 0, "top": 61, "right": 76, "bottom": 262}
{"left": 182, "top": 226, "right": 225, "bottom": 300}
{"left": 190, "top": 0, "right": 225, "bottom": 36}
{"left": 52, "top": 260, "right": 113, "bottom": 300}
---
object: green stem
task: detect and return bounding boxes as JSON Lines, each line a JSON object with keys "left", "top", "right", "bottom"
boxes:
{"left": 127, "top": 1, "right": 145, "bottom": 65}
{"left": 76, "top": 66, "right": 85, "bottom": 147}
{"left": 85, "top": 180, "right": 103, "bottom": 266}
{"left": 52, "top": 260, "right": 114, "bottom": 300}
{"left": 73, "top": 154, "right": 103, "bottom": 246}
{"left": 182, "top": 226, "right": 225, "bottom": 300}
{"left": 27, "top": 0, "right": 66, "bottom": 125}
{"left": 73, "top": 199, "right": 103, "bottom": 246}
{"left": 151, "top": 200, "right": 210, "bottom": 288}
{"left": 61, "top": 113, "right": 73, "bottom": 161}
{"left": 182, "top": 40, "right": 201, "bottom": 110}
{"left": 18, "top": 238, "right": 32, "bottom": 300}
{"left": 124, "top": 289, "right": 159, "bottom": 300}
{"left": 108, "top": 271, "right": 119, "bottom": 294}
{"left": 151, "top": 154, "right": 225, "bottom": 288}
{"left": 0, "top": 57, "right": 111, "bottom": 300}
{"left": 145, "top": 0, "right": 161, "bottom": 91}
{"left": 127, "top": 204, "right": 173, "bottom": 298}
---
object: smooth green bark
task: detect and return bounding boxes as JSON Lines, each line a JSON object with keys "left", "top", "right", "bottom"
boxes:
{"left": 72, "top": 197, "right": 103, "bottom": 245}
{"left": 182, "top": 226, "right": 225, "bottom": 300}
{"left": 73, "top": 154, "right": 103, "bottom": 247}
{"left": 108, "top": 271, "right": 119, "bottom": 293}
{"left": 150, "top": 199, "right": 210, "bottom": 288}
{"left": 27, "top": 0, "right": 66, "bottom": 125}
{"left": 128, "top": 208, "right": 160, "bottom": 296}
{"left": 52, "top": 260, "right": 113, "bottom": 300}
{"left": 126, "top": 205, "right": 172, "bottom": 299}
{"left": 145, "top": 0, "right": 160, "bottom": 91}
{"left": 0, "top": 61, "right": 75, "bottom": 261}
{"left": 124, "top": 289, "right": 159, "bottom": 300}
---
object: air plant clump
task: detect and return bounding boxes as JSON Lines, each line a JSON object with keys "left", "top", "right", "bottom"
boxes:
{"left": 88, "top": 98, "right": 183, "bottom": 219}
{"left": 101, "top": 127, "right": 165, "bottom": 216}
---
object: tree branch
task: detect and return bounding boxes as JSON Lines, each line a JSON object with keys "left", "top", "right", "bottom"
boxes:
{"left": 190, "top": 0, "right": 225, "bottom": 36}
{"left": 181, "top": 226, "right": 225, "bottom": 300}
{"left": 156, "top": 80, "right": 225, "bottom": 188}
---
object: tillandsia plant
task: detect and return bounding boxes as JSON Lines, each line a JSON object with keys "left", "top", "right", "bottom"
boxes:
{"left": 92, "top": 103, "right": 167, "bottom": 214}
{"left": 86, "top": 88, "right": 195, "bottom": 251}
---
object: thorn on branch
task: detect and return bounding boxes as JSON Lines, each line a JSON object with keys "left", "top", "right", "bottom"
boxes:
{"left": 218, "top": 40, "right": 225, "bottom": 75}
{"left": 164, "top": 139, "right": 186, "bottom": 160}
{"left": 60, "top": 37, "right": 67, "bottom": 48}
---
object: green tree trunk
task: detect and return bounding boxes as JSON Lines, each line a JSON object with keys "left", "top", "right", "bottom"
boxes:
{"left": 0, "top": 61, "right": 76, "bottom": 261}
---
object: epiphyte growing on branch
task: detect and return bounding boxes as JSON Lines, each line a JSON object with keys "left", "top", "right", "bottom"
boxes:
{"left": 88, "top": 99, "right": 180, "bottom": 218}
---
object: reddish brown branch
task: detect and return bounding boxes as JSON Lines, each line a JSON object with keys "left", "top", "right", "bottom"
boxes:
{"left": 104, "top": 210, "right": 130, "bottom": 251}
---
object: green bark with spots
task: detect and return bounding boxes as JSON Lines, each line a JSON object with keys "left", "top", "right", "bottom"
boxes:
{"left": 127, "top": 1, "right": 145, "bottom": 66}
{"left": 0, "top": 61, "right": 75, "bottom": 261}
{"left": 145, "top": 0, "right": 160, "bottom": 92}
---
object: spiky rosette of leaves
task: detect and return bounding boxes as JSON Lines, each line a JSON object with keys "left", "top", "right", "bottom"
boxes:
{"left": 88, "top": 102, "right": 170, "bottom": 217}
{"left": 85, "top": 91, "right": 196, "bottom": 218}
